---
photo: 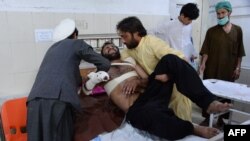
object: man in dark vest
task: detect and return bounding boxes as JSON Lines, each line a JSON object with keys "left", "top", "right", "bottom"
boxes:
{"left": 27, "top": 18, "right": 110, "bottom": 141}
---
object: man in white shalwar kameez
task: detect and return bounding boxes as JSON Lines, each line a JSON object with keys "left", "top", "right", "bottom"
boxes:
{"left": 150, "top": 3, "right": 199, "bottom": 67}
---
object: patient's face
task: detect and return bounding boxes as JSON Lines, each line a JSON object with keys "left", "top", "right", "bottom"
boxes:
{"left": 102, "top": 44, "right": 121, "bottom": 61}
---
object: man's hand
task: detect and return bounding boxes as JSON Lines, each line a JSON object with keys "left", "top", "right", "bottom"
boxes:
{"left": 122, "top": 78, "right": 140, "bottom": 95}
{"left": 198, "top": 64, "right": 205, "bottom": 75}
{"left": 232, "top": 68, "right": 240, "bottom": 80}
{"left": 88, "top": 71, "right": 109, "bottom": 82}
{"left": 82, "top": 71, "right": 109, "bottom": 95}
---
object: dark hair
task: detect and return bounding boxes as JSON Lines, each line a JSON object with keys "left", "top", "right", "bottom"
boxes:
{"left": 180, "top": 3, "right": 199, "bottom": 20}
{"left": 116, "top": 16, "right": 147, "bottom": 37}
{"left": 101, "top": 41, "right": 113, "bottom": 56}
{"left": 67, "top": 28, "right": 79, "bottom": 39}
{"left": 100, "top": 41, "right": 121, "bottom": 61}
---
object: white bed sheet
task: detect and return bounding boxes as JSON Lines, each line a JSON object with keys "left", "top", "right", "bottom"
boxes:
{"left": 203, "top": 79, "right": 250, "bottom": 104}
{"left": 91, "top": 122, "right": 207, "bottom": 141}
{"left": 203, "top": 79, "right": 250, "bottom": 129}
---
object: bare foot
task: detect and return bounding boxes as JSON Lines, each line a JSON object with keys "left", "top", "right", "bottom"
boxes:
{"left": 155, "top": 74, "right": 169, "bottom": 82}
{"left": 206, "top": 100, "right": 233, "bottom": 114}
{"left": 193, "top": 125, "right": 220, "bottom": 138}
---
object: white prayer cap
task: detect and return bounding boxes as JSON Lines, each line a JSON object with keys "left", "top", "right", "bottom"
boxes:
{"left": 53, "top": 18, "right": 76, "bottom": 42}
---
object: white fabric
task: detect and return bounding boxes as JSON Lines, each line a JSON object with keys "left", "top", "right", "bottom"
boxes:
{"left": 82, "top": 85, "right": 92, "bottom": 95}
{"left": 111, "top": 62, "right": 135, "bottom": 68}
{"left": 150, "top": 19, "right": 197, "bottom": 63}
{"left": 104, "top": 71, "right": 138, "bottom": 96}
{"left": 103, "top": 61, "right": 137, "bottom": 96}
{"left": 83, "top": 71, "right": 109, "bottom": 95}
{"left": 91, "top": 122, "right": 207, "bottom": 141}
{"left": 88, "top": 71, "right": 109, "bottom": 82}
{"left": 203, "top": 79, "right": 250, "bottom": 131}
{"left": 203, "top": 79, "right": 250, "bottom": 104}
{"left": 242, "top": 120, "right": 250, "bottom": 125}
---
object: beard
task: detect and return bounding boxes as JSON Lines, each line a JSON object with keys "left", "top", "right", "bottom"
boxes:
{"left": 102, "top": 47, "right": 121, "bottom": 61}
{"left": 125, "top": 37, "right": 139, "bottom": 49}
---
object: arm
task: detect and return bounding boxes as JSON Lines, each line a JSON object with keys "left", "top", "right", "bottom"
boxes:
{"left": 150, "top": 36, "right": 186, "bottom": 60}
{"left": 122, "top": 70, "right": 148, "bottom": 95}
{"left": 232, "top": 26, "right": 246, "bottom": 80}
{"left": 235, "top": 57, "right": 242, "bottom": 70}
{"left": 199, "top": 29, "right": 211, "bottom": 75}
{"left": 122, "top": 58, "right": 149, "bottom": 94}
{"left": 133, "top": 64, "right": 148, "bottom": 88}
{"left": 124, "top": 57, "right": 148, "bottom": 85}
{"left": 78, "top": 41, "right": 111, "bottom": 71}
{"left": 82, "top": 71, "right": 109, "bottom": 95}
{"left": 199, "top": 54, "right": 208, "bottom": 75}
{"left": 190, "top": 37, "right": 198, "bottom": 61}
{"left": 232, "top": 57, "right": 242, "bottom": 80}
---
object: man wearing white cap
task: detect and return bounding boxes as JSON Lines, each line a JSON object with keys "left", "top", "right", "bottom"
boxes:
{"left": 27, "top": 18, "right": 110, "bottom": 141}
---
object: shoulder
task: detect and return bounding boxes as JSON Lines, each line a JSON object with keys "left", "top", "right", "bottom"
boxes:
{"left": 208, "top": 25, "right": 220, "bottom": 31}
{"left": 145, "top": 35, "right": 165, "bottom": 43}
{"left": 206, "top": 25, "right": 221, "bottom": 35}
{"left": 232, "top": 24, "right": 242, "bottom": 30}
{"left": 123, "top": 57, "right": 136, "bottom": 65}
{"left": 61, "top": 39, "right": 89, "bottom": 48}
{"left": 66, "top": 39, "right": 90, "bottom": 47}
{"left": 145, "top": 35, "right": 169, "bottom": 49}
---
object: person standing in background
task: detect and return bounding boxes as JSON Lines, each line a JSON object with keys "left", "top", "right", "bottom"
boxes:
{"left": 150, "top": 3, "right": 199, "bottom": 69}
{"left": 199, "top": 0, "right": 245, "bottom": 127}
{"left": 27, "top": 18, "right": 110, "bottom": 141}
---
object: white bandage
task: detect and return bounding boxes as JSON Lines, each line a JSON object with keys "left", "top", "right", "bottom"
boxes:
{"left": 82, "top": 71, "right": 109, "bottom": 95}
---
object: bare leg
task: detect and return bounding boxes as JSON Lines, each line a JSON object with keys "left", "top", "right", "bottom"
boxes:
{"left": 155, "top": 74, "right": 169, "bottom": 82}
{"left": 193, "top": 124, "right": 220, "bottom": 138}
{"left": 206, "top": 100, "right": 233, "bottom": 114}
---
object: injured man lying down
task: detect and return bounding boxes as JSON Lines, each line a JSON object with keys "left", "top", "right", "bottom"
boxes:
{"left": 82, "top": 41, "right": 232, "bottom": 140}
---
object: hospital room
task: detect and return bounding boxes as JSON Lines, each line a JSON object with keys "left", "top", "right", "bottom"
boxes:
{"left": 0, "top": 0, "right": 250, "bottom": 140}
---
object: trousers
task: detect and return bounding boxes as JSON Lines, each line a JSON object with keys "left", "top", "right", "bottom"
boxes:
{"left": 27, "top": 98, "right": 74, "bottom": 141}
{"left": 126, "top": 54, "right": 216, "bottom": 140}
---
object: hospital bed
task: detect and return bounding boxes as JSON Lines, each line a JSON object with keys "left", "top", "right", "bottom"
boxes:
{"left": 75, "top": 93, "right": 217, "bottom": 141}
{"left": 203, "top": 79, "right": 250, "bottom": 127}
{"left": 74, "top": 78, "right": 225, "bottom": 141}
{"left": 76, "top": 36, "right": 226, "bottom": 141}
{"left": 85, "top": 78, "right": 250, "bottom": 141}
